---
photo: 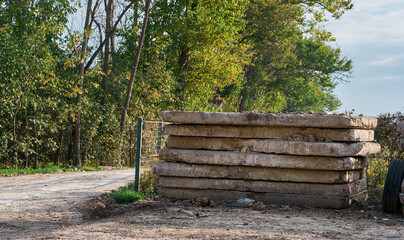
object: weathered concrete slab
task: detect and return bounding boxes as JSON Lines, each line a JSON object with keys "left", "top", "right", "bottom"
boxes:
{"left": 158, "top": 177, "right": 367, "bottom": 197}
{"left": 402, "top": 179, "right": 404, "bottom": 193}
{"left": 162, "top": 111, "right": 377, "bottom": 129}
{"left": 159, "top": 149, "right": 367, "bottom": 170}
{"left": 165, "top": 136, "right": 381, "bottom": 157}
{"left": 400, "top": 138, "right": 404, "bottom": 152}
{"left": 158, "top": 187, "right": 368, "bottom": 209}
{"left": 163, "top": 124, "right": 374, "bottom": 142}
{"left": 153, "top": 162, "right": 363, "bottom": 183}
{"left": 397, "top": 122, "right": 404, "bottom": 134}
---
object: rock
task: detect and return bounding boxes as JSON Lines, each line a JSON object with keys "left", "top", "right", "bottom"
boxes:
{"left": 235, "top": 198, "right": 255, "bottom": 207}
{"left": 252, "top": 201, "right": 266, "bottom": 211}
{"left": 195, "top": 197, "right": 215, "bottom": 207}
{"left": 397, "top": 122, "right": 404, "bottom": 134}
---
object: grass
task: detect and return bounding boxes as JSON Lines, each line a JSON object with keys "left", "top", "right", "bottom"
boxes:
{"left": 0, "top": 166, "right": 104, "bottom": 176}
{"left": 81, "top": 166, "right": 103, "bottom": 172}
{"left": 110, "top": 186, "right": 144, "bottom": 204}
{"left": 110, "top": 170, "right": 158, "bottom": 204}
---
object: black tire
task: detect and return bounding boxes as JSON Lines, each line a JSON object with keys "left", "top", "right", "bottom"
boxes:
{"left": 382, "top": 159, "right": 404, "bottom": 213}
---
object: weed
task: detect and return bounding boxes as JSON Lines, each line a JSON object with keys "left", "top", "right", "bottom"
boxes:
{"left": 81, "top": 166, "right": 103, "bottom": 172}
{"left": 139, "top": 170, "right": 158, "bottom": 196}
{"left": 367, "top": 112, "right": 404, "bottom": 188}
{"left": 0, "top": 165, "right": 102, "bottom": 176}
{"left": 110, "top": 186, "right": 144, "bottom": 204}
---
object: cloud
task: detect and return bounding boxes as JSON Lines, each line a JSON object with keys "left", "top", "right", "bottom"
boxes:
{"left": 327, "top": 0, "right": 404, "bottom": 46}
{"left": 368, "top": 54, "right": 404, "bottom": 66}
{"left": 362, "top": 75, "right": 403, "bottom": 83}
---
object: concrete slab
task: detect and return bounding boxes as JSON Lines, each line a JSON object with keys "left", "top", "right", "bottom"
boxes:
{"left": 153, "top": 162, "right": 363, "bottom": 184}
{"left": 163, "top": 124, "right": 374, "bottom": 142}
{"left": 162, "top": 111, "right": 377, "bottom": 129}
{"left": 400, "top": 138, "right": 404, "bottom": 152}
{"left": 402, "top": 179, "right": 404, "bottom": 193}
{"left": 157, "top": 187, "right": 368, "bottom": 209}
{"left": 158, "top": 149, "right": 367, "bottom": 170}
{"left": 165, "top": 136, "right": 381, "bottom": 157}
{"left": 397, "top": 122, "right": 404, "bottom": 134}
{"left": 158, "top": 177, "right": 367, "bottom": 197}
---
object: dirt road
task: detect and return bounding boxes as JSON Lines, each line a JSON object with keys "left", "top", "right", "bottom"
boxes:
{"left": 0, "top": 169, "right": 135, "bottom": 239}
{"left": 1, "top": 170, "right": 404, "bottom": 239}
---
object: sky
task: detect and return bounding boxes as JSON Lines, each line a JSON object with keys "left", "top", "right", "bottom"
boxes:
{"left": 327, "top": 0, "right": 404, "bottom": 116}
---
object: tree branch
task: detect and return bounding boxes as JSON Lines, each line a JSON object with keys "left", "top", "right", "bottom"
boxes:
{"left": 84, "top": 0, "right": 138, "bottom": 71}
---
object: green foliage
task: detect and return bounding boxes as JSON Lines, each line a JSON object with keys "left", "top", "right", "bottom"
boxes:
{"left": 81, "top": 166, "right": 104, "bottom": 172}
{"left": 0, "top": 0, "right": 76, "bottom": 168}
{"left": 367, "top": 112, "right": 404, "bottom": 188}
{"left": 235, "top": 0, "right": 352, "bottom": 113}
{"left": 0, "top": 165, "right": 103, "bottom": 176}
{"left": 0, "top": 166, "right": 74, "bottom": 176}
{"left": 139, "top": 170, "right": 158, "bottom": 196}
{"left": 366, "top": 157, "right": 390, "bottom": 189}
{"left": 0, "top": 0, "right": 356, "bottom": 169}
{"left": 150, "top": 0, "right": 250, "bottom": 110}
{"left": 110, "top": 186, "right": 144, "bottom": 204}
{"left": 109, "top": 169, "right": 157, "bottom": 204}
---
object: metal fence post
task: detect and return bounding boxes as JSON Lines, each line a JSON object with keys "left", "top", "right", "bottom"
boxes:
{"left": 134, "top": 118, "right": 143, "bottom": 192}
{"left": 157, "top": 121, "right": 163, "bottom": 153}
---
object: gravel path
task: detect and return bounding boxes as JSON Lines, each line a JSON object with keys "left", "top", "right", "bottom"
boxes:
{"left": 0, "top": 170, "right": 135, "bottom": 239}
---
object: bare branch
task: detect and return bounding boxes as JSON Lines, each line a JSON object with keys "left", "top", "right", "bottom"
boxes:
{"left": 84, "top": 0, "right": 138, "bottom": 71}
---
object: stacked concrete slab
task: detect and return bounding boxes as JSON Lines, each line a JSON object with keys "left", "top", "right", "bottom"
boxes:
{"left": 154, "top": 111, "right": 381, "bottom": 209}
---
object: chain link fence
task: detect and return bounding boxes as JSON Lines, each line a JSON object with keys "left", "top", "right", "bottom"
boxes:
{"left": 131, "top": 118, "right": 168, "bottom": 191}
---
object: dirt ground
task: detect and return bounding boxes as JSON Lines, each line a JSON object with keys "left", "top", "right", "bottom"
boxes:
{"left": 1, "top": 171, "right": 403, "bottom": 240}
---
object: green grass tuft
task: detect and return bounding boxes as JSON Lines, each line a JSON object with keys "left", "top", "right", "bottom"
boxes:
{"left": 81, "top": 166, "right": 103, "bottom": 172}
{"left": 110, "top": 186, "right": 144, "bottom": 204}
{"left": 0, "top": 166, "right": 102, "bottom": 176}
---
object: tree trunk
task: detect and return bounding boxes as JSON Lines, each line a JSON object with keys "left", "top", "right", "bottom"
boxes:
{"left": 238, "top": 85, "right": 248, "bottom": 112}
{"left": 101, "top": 0, "right": 112, "bottom": 91}
{"left": 73, "top": 0, "right": 93, "bottom": 166}
{"left": 119, "top": 0, "right": 152, "bottom": 136}
{"left": 177, "top": 47, "right": 189, "bottom": 109}
{"left": 238, "top": 57, "right": 257, "bottom": 112}
{"left": 54, "top": 128, "right": 65, "bottom": 166}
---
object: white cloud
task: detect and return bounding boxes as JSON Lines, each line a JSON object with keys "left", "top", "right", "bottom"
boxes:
{"left": 327, "top": 0, "right": 404, "bottom": 46}
{"left": 362, "top": 75, "right": 403, "bottom": 83}
{"left": 368, "top": 54, "right": 404, "bottom": 66}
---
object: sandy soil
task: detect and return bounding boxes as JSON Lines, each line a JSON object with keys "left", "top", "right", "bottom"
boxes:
{"left": 1, "top": 171, "right": 403, "bottom": 240}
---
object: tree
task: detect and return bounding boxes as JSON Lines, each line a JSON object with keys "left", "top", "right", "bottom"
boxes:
{"left": 150, "top": 0, "right": 250, "bottom": 110}
{"left": 0, "top": 0, "right": 74, "bottom": 168}
{"left": 236, "top": 0, "right": 352, "bottom": 113}
{"left": 120, "top": 0, "right": 152, "bottom": 136}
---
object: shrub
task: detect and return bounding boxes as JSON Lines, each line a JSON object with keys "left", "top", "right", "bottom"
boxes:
{"left": 367, "top": 112, "right": 404, "bottom": 188}
{"left": 139, "top": 170, "right": 158, "bottom": 196}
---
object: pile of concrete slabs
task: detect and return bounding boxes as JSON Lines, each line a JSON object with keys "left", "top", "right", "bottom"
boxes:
{"left": 154, "top": 111, "right": 381, "bottom": 209}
